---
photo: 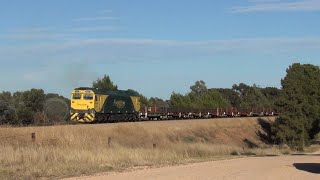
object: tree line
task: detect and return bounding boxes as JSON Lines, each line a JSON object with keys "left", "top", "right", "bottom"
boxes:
{"left": 94, "top": 64, "right": 320, "bottom": 150}
{"left": 0, "top": 63, "right": 319, "bottom": 150}
{"left": 0, "top": 89, "right": 70, "bottom": 125}
{"left": 169, "top": 81, "right": 280, "bottom": 111}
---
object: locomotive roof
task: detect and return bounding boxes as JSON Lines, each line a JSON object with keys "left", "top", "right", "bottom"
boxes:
{"left": 74, "top": 87, "right": 140, "bottom": 96}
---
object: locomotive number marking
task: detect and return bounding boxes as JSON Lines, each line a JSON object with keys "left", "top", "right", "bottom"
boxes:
{"left": 113, "top": 100, "right": 126, "bottom": 109}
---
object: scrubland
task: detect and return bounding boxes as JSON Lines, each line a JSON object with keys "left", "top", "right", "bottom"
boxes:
{"left": 0, "top": 117, "right": 288, "bottom": 179}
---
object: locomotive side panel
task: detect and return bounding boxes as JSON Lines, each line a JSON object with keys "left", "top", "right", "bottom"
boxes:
{"left": 102, "top": 95, "right": 136, "bottom": 113}
{"left": 94, "top": 94, "right": 108, "bottom": 112}
{"left": 130, "top": 96, "right": 141, "bottom": 112}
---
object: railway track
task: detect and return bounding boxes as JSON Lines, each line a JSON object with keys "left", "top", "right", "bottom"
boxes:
{"left": 93, "top": 114, "right": 278, "bottom": 124}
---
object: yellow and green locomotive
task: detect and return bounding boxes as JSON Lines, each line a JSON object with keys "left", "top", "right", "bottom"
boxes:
{"left": 70, "top": 87, "right": 141, "bottom": 123}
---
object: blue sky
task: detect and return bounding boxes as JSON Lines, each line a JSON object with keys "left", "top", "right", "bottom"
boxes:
{"left": 0, "top": 0, "right": 319, "bottom": 99}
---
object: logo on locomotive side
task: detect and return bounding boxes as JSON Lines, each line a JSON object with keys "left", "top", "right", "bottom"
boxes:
{"left": 113, "top": 100, "right": 126, "bottom": 109}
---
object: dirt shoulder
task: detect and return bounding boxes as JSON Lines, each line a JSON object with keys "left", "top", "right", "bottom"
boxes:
{"left": 69, "top": 152, "right": 320, "bottom": 180}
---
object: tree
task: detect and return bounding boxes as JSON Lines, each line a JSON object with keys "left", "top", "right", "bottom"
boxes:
{"left": 46, "top": 93, "right": 70, "bottom": 108}
{"left": 232, "top": 83, "right": 271, "bottom": 111}
{"left": 272, "top": 63, "right": 320, "bottom": 149}
{"left": 16, "top": 106, "right": 34, "bottom": 125}
{"left": 93, "top": 75, "right": 118, "bottom": 90}
{"left": 140, "top": 95, "right": 149, "bottom": 107}
{"left": 12, "top": 91, "right": 23, "bottom": 109}
{"left": 21, "top": 89, "right": 46, "bottom": 112}
{"left": 44, "top": 98, "right": 69, "bottom": 124}
{"left": 149, "top": 97, "right": 169, "bottom": 108}
{"left": 170, "top": 89, "right": 229, "bottom": 110}
{"left": 11, "top": 89, "right": 46, "bottom": 125}
{"left": 169, "top": 80, "right": 210, "bottom": 109}
{"left": 261, "top": 87, "right": 281, "bottom": 109}
{"left": 199, "top": 90, "right": 230, "bottom": 109}
{"left": 0, "top": 91, "right": 12, "bottom": 104}
{"left": 190, "top": 80, "right": 207, "bottom": 96}
{"left": 216, "top": 88, "right": 242, "bottom": 108}
{"left": 0, "top": 100, "right": 16, "bottom": 124}
{"left": 0, "top": 89, "right": 70, "bottom": 125}
{"left": 232, "top": 83, "right": 250, "bottom": 98}
{"left": 0, "top": 92, "right": 16, "bottom": 124}
{"left": 170, "top": 92, "right": 192, "bottom": 109}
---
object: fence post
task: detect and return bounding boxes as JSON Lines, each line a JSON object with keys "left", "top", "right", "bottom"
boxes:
{"left": 31, "top": 132, "right": 36, "bottom": 142}
{"left": 108, "top": 137, "right": 112, "bottom": 147}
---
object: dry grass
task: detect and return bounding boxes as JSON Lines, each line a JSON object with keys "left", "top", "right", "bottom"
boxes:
{"left": 0, "top": 117, "right": 280, "bottom": 179}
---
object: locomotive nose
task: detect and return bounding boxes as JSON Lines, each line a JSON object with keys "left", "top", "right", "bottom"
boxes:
{"left": 70, "top": 90, "right": 96, "bottom": 123}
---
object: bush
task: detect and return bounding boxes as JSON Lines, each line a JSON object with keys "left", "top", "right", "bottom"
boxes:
{"left": 16, "top": 106, "right": 34, "bottom": 125}
{"left": 44, "top": 98, "right": 69, "bottom": 124}
{"left": 314, "top": 133, "right": 320, "bottom": 141}
{"left": 0, "top": 100, "right": 17, "bottom": 124}
{"left": 33, "top": 111, "right": 49, "bottom": 125}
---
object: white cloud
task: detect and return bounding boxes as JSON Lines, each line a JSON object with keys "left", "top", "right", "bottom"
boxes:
{"left": 69, "top": 26, "right": 117, "bottom": 32}
{"left": 73, "top": 16, "right": 118, "bottom": 21}
{"left": 0, "top": 32, "right": 69, "bottom": 40}
{"left": 10, "top": 27, "right": 52, "bottom": 33}
{"left": 0, "top": 27, "right": 72, "bottom": 40}
{"left": 230, "top": 0, "right": 320, "bottom": 13}
{"left": 0, "top": 37, "right": 319, "bottom": 65}
{"left": 0, "top": 25, "right": 119, "bottom": 40}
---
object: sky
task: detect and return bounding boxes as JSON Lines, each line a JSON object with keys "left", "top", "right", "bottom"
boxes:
{"left": 0, "top": 0, "right": 319, "bottom": 99}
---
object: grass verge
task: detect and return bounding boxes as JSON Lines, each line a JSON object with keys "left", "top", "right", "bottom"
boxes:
{"left": 0, "top": 117, "right": 286, "bottom": 179}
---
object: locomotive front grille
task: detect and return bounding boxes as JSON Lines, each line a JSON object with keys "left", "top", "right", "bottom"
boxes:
{"left": 70, "top": 112, "right": 95, "bottom": 123}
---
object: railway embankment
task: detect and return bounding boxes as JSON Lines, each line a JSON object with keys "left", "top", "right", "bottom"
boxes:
{"left": 1, "top": 117, "right": 291, "bottom": 179}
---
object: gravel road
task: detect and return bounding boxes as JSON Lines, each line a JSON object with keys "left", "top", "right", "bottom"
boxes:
{"left": 70, "top": 151, "right": 320, "bottom": 180}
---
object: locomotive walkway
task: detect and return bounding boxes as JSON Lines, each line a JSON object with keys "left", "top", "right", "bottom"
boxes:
{"left": 69, "top": 151, "right": 320, "bottom": 180}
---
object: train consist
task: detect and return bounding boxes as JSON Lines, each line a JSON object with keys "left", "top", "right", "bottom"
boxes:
{"left": 143, "top": 106, "right": 277, "bottom": 120}
{"left": 70, "top": 88, "right": 277, "bottom": 123}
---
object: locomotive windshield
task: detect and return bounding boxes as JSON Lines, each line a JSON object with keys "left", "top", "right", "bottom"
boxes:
{"left": 84, "top": 94, "right": 94, "bottom": 100}
{"left": 72, "top": 93, "right": 81, "bottom": 99}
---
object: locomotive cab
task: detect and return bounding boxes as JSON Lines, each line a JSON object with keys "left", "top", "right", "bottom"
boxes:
{"left": 70, "top": 89, "right": 96, "bottom": 122}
